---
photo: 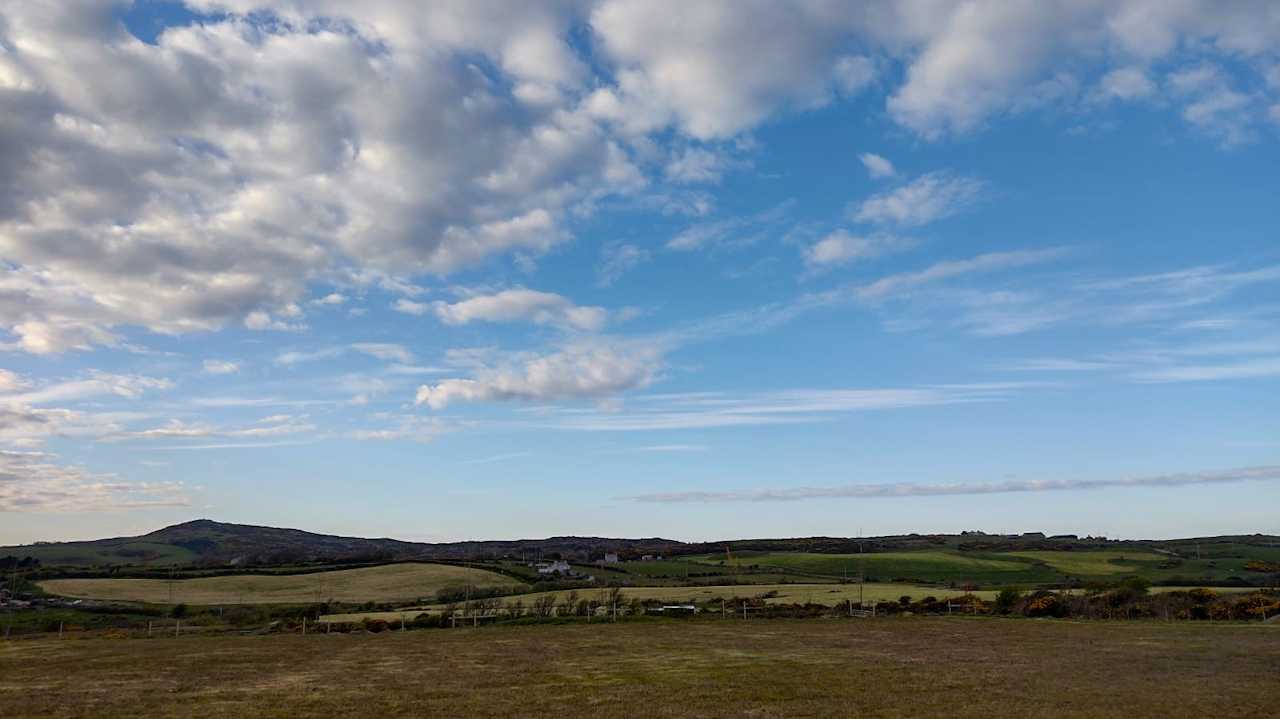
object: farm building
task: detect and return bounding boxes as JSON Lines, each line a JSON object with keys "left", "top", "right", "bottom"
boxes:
{"left": 602, "top": 553, "right": 619, "bottom": 564}
{"left": 536, "top": 560, "right": 572, "bottom": 575}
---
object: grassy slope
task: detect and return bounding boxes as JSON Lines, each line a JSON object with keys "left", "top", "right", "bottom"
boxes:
{"left": 38, "top": 563, "right": 525, "bottom": 605}
{"left": 3, "top": 620, "right": 1276, "bottom": 718}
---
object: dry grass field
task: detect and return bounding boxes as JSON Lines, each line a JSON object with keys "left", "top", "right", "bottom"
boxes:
{"left": 39, "top": 563, "right": 525, "bottom": 605}
{"left": 1, "top": 618, "right": 1276, "bottom": 717}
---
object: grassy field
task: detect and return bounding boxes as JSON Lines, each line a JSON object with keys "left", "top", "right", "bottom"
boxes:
{"left": 2, "top": 619, "right": 1276, "bottom": 717}
{"left": 691, "top": 547, "right": 1280, "bottom": 586}
{"left": 319, "top": 582, "right": 997, "bottom": 623}
{"left": 697, "top": 550, "right": 1060, "bottom": 585}
{"left": 39, "top": 563, "right": 525, "bottom": 605}
{"left": 1005, "top": 550, "right": 1169, "bottom": 576}
{"left": 2, "top": 541, "right": 198, "bottom": 567}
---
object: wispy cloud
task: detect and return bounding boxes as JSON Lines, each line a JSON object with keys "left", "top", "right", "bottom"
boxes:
{"left": 553, "top": 385, "right": 1028, "bottom": 432}
{"left": 629, "top": 465, "right": 1280, "bottom": 503}
{"left": 458, "top": 451, "right": 532, "bottom": 466}
{"left": 852, "top": 171, "right": 985, "bottom": 227}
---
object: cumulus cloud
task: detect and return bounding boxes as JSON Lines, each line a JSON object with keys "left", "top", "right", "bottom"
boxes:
{"left": 3, "top": 1, "right": 1278, "bottom": 355}
{"left": 416, "top": 342, "right": 662, "bottom": 409}
{"left": 852, "top": 172, "right": 986, "bottom": 227}
{"left": 431, "top": 289, "right": 610, "bottom": 331}
{"left": 629, "top": 465, "right": 1280, "bottom": 503}
{"left": 0, "top": 2, "right": 637, "bottom": 352}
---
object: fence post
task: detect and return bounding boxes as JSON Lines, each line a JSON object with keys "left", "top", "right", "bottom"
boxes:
{"left": 175, "top": 619, "right": 180, "bottom": 638}
{"left": 742, "top": 602, "right": 747, "bottom": 620}
{"left": 58, "top": 621, "right": 63, "bottom": 639}
{"left": 148, "top": 621, "right": 153, "bottom": 638}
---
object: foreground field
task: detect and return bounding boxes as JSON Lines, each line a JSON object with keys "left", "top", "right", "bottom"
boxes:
{"left": 39, "top": 563, "right": 524, "bottom": 605}
{"left": 319, "top": 582, "right": 996, "bottom": 623}
{"left": 2, "top": 619, "right": 1276, "bottom": 717}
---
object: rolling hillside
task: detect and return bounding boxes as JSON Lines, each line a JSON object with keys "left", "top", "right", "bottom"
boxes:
{"left": 4, "top": 520, "right": 1278, "bottom": 591}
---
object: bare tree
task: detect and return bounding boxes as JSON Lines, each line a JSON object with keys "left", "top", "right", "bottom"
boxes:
{"left": 532, "top": 593, "right": 557, "bottom": 618}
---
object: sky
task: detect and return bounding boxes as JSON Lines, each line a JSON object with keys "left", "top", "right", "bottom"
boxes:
{"left": 1, "top": 1, "right": 1279, "bottom": 545}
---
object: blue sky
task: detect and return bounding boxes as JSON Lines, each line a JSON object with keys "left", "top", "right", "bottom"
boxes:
{"left": 2, "top": 1, "right": 1279, "bottom": 544}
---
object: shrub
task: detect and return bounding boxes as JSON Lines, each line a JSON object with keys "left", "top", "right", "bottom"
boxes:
{"left": 995, "top": 588, "right": 1022, "bottom": 614}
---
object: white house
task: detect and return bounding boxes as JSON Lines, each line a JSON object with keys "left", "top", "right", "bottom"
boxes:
{"left": 537, "top": 559, "right": 572, "bottom": 575}
{"left": 603, "top": 552, "right": 619, "bottom": 564}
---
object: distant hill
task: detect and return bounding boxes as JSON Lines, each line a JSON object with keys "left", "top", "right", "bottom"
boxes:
{"left": 0, "top": 519, "right": 686, "bottom": 568}
{"left": 2, "top": 519, "right": 1278, "bottom": 570}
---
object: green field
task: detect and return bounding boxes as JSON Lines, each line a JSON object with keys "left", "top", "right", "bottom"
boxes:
{"left": 696, "top": 550, "right": 1059, "bottom": 585}
{"left": 39, "top": 563, "right": 525, "bottom": 605}
{"left": 1005, "top": 550, "right": 1168, "bottom": 576}
{"left": 2, "top": 619, "right": 1275, "bottom": 717}
{"left": 687, "top": 546, "right": 1280, "bottom": 586}
{"left": 2, "top": 541, "right": 198, "bottom": 567}
{"left": 319, "top": 582, "right": 995, "bottom": 623}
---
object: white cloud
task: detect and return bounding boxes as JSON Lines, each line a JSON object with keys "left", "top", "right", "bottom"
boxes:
{"left": 1132, "top": 357, "right": 1280, "bottom": 383}
{"left": 0, "top": 369, "right": 28, "bottom": 393}
{"left": 998, "top": 358, "right": 1116, "bottom": 372}
{"left": 0, "top": 3, "right": 636, "bottom": 352}
{"left": 556, "top": 384, "right": 1024, "bottom": 431}
{"left": 0, "top": 449, "right": 191, "bottom": 512}
{"left": 311, "top": 293, "right": 347, "bottom": 306}
{"left": 431, "top": 289, "right": 609, "bottom": 332}
{"left": 1166, "top": 63, "right": 1259, "bottom": 145}
{"left": 3, "top": 1, "right": 1278, "bottom": 355}
{"left": 596, "top": 243, "right": 650, "bottom": 287}
{"left": 856, "top": 248, "right": 1067, "bottom": 301}
{"left": 350, "top": 343, "right": 414, "bottom": 364}
{"left": 667, "top": 200, "right": 793, "bottom": 251}
{"left": 416, "top": 342, "right": 661, "bottom": 409}
{"left": 664, "top": 147, "right": 729, "bottom": 184}
{"left": 804, "top": 231, "right": 914, "bottom": 269}
{"left": 833, "top": 55, "right": 878, "bottom": 95}
{"left": 859, "top": 152, "right": 896, "bottom": 179}
{"left": 274, "top": 347, "right": 345, "bottom": 367}
{"left": 118, "top": 417, "right": 316, "bottom": 441}
{"left": 629, "top": 465, "right": 1280, "bottom": 503}
{"left": 202, "top": 359, "right": 240, "bottom": 375}
{"left": 391, "top": 299, "right": 431, "bottom": 316}
{"left": 1, "top": 372, "right": 173, "bottom": 406}
{"left": 348, "top": 415, "right": 451, "bottom": 443}
{"left": 852, "top": 172, "right": 985, "bottom": 227}
{"left": 1094, "top": 66, "right": 1156, "bottom": 102}
{"left": 245, "top": 311, "right": 304, "bottom": 332}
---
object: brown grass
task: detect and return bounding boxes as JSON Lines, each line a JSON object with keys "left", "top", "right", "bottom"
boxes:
{"left": 2, "top": 618, "right": 1277, "bottom": 717}
{"left": 38, "top": 563, "right": 525, "bottom": 605}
